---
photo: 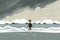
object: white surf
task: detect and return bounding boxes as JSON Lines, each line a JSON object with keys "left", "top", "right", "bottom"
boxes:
{"left": 0, "top": 25, "right": 60, "bottom": 33}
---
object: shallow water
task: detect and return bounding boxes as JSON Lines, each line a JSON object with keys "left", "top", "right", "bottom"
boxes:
{"left": 0, "top": 24, "right": 60, "bottom": 33}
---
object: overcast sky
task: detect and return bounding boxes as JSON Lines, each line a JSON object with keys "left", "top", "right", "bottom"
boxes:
{"left": 0, "top": 0, "right": 60, "bottom": 21}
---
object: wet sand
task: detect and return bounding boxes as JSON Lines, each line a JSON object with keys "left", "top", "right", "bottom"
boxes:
{"left": 0, "top": 32, "right": 60, "bottom": 40}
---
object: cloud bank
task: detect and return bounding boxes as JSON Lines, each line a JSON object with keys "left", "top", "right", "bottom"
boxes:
{"left": 0, "top": 0, "right": 57, "bottom": 19}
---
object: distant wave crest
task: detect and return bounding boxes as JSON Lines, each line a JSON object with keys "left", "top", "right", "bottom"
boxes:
{"left": 0, "top": 19, "right": 60, "bottom": 24}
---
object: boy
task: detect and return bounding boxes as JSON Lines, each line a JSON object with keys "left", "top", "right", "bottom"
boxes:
{"left": 28, "top": 19, "right": 32, "bottom": 30}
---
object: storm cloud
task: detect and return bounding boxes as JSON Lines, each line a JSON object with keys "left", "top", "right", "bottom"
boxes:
{"left": 0, "top": 0, "right": 57, "bottom": 19}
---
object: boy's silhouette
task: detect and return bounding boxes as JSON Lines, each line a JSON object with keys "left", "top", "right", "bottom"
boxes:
{"left": 28, "top": 19, "right": 32, "bottom": 30}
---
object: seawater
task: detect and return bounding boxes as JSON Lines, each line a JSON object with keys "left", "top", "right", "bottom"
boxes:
{"left": 0, "top": 24, "right": 60, "bottom": 28}
{"left": 0, "top": 24, "right": 60, "bottom": 33}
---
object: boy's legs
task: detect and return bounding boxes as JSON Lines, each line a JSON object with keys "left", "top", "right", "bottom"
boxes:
{"left": 29, "top": 27, "right": 31, "bottom": 30}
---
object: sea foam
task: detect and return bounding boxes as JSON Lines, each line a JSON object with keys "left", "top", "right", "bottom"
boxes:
{"left": 0, "top": 25, "right": 60, "bottom": 33}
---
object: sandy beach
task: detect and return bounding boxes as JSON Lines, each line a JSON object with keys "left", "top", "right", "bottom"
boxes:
{"left": 0, "top": 32, "right": 60, "bottom": 40}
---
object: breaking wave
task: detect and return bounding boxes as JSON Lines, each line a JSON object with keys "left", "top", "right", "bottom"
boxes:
{"left": 0, "top": 25, "right": 60, "bottom": 33}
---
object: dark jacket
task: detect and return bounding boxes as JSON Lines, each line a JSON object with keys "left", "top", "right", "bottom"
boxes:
{"left": 28, "top": 23, "right": 32, "bottom": 27}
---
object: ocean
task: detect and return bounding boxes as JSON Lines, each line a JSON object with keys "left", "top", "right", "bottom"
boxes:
{"left": 0, "top": 24, "right": 60, "bottom": 28}
{"left": 0, "top": 24, "right": 60, "bottom": 33}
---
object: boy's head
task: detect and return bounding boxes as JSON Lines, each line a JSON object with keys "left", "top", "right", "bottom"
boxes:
{"left": 28, "top": 19, "right": 31, "bottom": 22}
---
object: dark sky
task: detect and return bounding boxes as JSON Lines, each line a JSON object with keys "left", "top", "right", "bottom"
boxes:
{"left": 0, "top": 0, "right": 57, "bottom": 19}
